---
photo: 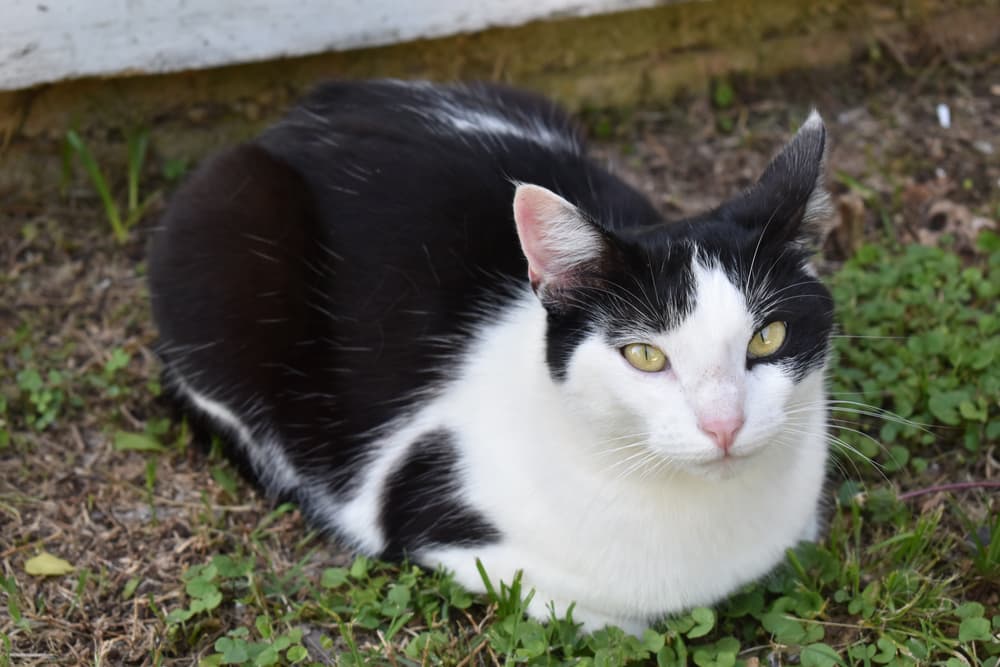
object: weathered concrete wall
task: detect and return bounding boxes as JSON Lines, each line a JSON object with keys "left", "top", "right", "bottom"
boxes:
{"left": 1, "top": 0, "right": 998, "bottom": 194}
{"left": 2, "top": 0, "right": 673, "bottom": 91}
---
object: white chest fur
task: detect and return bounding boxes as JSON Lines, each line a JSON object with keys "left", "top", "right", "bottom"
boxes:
{"left": 338, "top": 292, "right": 829, "bottom": 632}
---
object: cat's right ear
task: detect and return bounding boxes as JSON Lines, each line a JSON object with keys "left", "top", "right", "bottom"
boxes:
{"left": 727, "top": 110, "right": 832, "bottom": 246}
{"left": 513, "top": 184, "right": 606, "bottom": 296}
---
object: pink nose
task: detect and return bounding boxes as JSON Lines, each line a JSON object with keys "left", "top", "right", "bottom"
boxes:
{"left": 698, "top": 414, "right": 745, "bottom": 453}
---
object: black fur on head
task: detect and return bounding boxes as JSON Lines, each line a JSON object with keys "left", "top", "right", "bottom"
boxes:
{"left": 537, "top": 112, "right": 835, "bottom": 381}
{"left": 717, "top": 110, "right": 831, "bottom": 247}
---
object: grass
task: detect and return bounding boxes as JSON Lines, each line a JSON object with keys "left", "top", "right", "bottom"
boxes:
{"left": 138, "top": 480, "right": 999, "bottom": 665}
{"left": 64, "top": 127, "right": 158, "bottom": 244}
{"left": 1, "top": 63, "right": 998, "bottom": 665}
{"left": 830, "top": 236, "right": 1000, "bottom": 466}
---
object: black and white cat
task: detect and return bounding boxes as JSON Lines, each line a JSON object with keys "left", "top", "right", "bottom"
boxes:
{"left": 149, "top": 80, "right": 834, "bottom": 634}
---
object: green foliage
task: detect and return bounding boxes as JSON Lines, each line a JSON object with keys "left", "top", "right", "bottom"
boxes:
{"left": 711, "top": 79, "right": 737, "bottom": 132}
{"left": 15, "top": 364, "right": 66, "bottom": 431}
{"left": 964, "top": 510, "right": 1000, "bottom": 578}
{"left": 162, "top": 482, "right": 998, "bottom": 665}
{"left": 85, "top": 347, "right": 132, "bottom": 399}
{"left": 64, "top": 128, "right": 157, "bottom": 243}
{"left": 12, "top": 343, "right": 138, "bottom": 434}
{"left": 829, "top": 233, "right": 1000, "bottom": 464}
{"left": 162, "top": 156, "right": 191, "bottom": 182}
{"left": 711, "top": 80, "right": 735, "bottom": 110}
{"left": 1, "top": 576, "right": 28, "bottom": 632}
{"left": 114, "top": 431, "right": 166, "bottom": 453}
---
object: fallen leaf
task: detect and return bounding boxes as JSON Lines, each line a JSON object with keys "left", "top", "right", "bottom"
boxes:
{"left": 114, "top": 431, "right": 164, "bottom": 452}
{"left": 824, "top": 191, "right": 867, "bottom": 259}
{"left": 25, "top": 551, "right": 75, "bottom": 577}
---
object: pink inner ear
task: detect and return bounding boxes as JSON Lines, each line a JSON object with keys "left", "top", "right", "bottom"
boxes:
{"left": 513, "top": 184, "right": 559, "bottom": 285}
{"left": 512, "top": 183, "right": 600, "bottom": 289}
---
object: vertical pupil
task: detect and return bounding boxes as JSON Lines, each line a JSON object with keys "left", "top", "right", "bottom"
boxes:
{"left": 643, "top": 346, "right": 650, "bottom": 361}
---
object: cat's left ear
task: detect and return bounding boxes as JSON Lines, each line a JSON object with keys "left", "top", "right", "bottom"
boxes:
{"left": 729, "top": 110, "right": 832, "bottom": 245}
{"left": 512, "top": 183, "right": 607, "bottom": 297}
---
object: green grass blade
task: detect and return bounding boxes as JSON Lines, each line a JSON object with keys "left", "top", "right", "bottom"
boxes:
{"left": 122, "top": 191, "right": 160, "bottom": 231}
{"left": 126, "top": 128, "right": 149, "bottom": 215}
{"left": 475, "top": 558, "right": 499, "bottom": 603}
{"left": 65, "top": 130, "right": 125, "bottom": 242}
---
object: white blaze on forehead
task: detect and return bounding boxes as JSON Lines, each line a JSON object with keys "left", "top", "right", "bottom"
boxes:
{"left": 662, "top": 259, "right": 753, "bottom": 419}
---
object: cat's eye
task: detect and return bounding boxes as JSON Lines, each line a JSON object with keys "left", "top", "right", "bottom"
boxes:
{"left": 747, "top": 321, "right": 787, "bottom": 359}
{"left": 622, "top": 343, "right": 668, "bottom": 372}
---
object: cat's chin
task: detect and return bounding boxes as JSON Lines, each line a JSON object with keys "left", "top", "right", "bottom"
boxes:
{"left": 670, "top": 448, "right": 767, "bottom": 481}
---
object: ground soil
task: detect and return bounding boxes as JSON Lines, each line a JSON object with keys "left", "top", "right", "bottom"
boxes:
{"left": 1, "top": 53, "right": 998, "bottom": 664}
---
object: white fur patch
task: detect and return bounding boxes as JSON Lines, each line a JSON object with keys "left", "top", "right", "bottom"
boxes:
{"left": 435, "top": 103, "right": 574, "bottom": 151}
{"left": 178, "top": 254, "right": 828, "bottom": 633}
{"left": 171, "top": 374, "right": 299, "bottom": 494}
{"left": 393, "top": 81, "right": 579, "bottom": 152}
{"left": 170, "top": 372, "right": 388, "bottom": 554}
{"left": 342, "top": 260, "right": 828, "bottom": 631}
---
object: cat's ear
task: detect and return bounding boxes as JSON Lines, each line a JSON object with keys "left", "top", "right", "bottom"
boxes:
{"left": 513, "top": 184, "right": 606, "bottom": 294}
{"left": 730, "top": 110, "right": 832, "bottom": 245}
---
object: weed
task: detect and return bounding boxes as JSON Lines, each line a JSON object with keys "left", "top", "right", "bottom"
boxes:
{"left": 144, "top": 457, "right": 159, "bottom": 523}
{"left": 711, "top": 79, "right": 737, "bottom": 133}
{"left": 162, "top": 157, "right": 190, "bottom": 183}
{"left": 0, "top": 396, "right": 9, "bottom": 450}
{"left": 85, "top": 347, "right": 132, "bottom": 399}
{"left": 0, "top": 576, "right": 28, "bottom": 632}
{"left": 15, "top": 364, "right": 66, "bottom": 431}
{"left": 829, "top": 231, "right": 1000, "bottom": 468}
{"left": 955, "top": 504, "right": 1000, "bottom": 579}
{"left": 64, "top": 128, "right": 158, "bottom": 243}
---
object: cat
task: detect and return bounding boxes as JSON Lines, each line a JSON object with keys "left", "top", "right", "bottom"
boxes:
{"left": 148, "top": 79, "right": 834, "bottom": 634}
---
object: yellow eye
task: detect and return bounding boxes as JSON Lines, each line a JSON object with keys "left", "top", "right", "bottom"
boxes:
{"left": 748, "top": 321, "right": 787, "bottom": 358}
{"left": 622, "top": 343, "right": 668, "bottom": 372}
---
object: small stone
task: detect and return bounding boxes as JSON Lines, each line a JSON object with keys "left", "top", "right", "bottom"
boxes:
{"left": 936, "top": 103, "right": 951, "bottom": 129}
{"left": 973, "top": 140, "right": 993, "bottom": 155}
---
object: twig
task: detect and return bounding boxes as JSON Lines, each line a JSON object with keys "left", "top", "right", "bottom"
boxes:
{"left": 898, "top": 481, "right": 1000, "bottom": 501}
{"left": 455, "top": 636, "right": 491, "bottom": 667}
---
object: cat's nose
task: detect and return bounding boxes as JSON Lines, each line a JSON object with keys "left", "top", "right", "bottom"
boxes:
{"left": 698, "top": 413, "right": 745, "bottom": 453}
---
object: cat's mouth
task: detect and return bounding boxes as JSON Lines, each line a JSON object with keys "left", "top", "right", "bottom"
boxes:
{"left": 675, "top": 445, "right": 766, "bottom": 479}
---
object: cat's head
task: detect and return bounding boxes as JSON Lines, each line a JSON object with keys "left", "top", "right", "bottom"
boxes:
{"left": 512, "top": 112, "right": 834, "bottom": 480}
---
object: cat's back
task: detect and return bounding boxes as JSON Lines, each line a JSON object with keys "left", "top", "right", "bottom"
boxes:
{"left": 257, "top": 80, "right": 658, "bottom": 247}
{"left": 260, "top": 79, "right": 584, "bottom": 158}
{"left": 252, "top": 80, "right": 588, "bottom": 293}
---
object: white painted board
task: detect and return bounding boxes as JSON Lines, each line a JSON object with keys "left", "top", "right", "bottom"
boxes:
{"left": 1, "top": 0, "right": 673, "bottom": 91}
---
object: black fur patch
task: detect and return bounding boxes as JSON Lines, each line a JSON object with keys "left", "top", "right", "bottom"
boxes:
{"left": 151, "top": 80, "right": 664, "bottom": 494}
{"left": 379, "top": 429, "right": 501, "bottom": 560}
{"left": 544, "top": 115, "right": 834, "bottom": 382}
